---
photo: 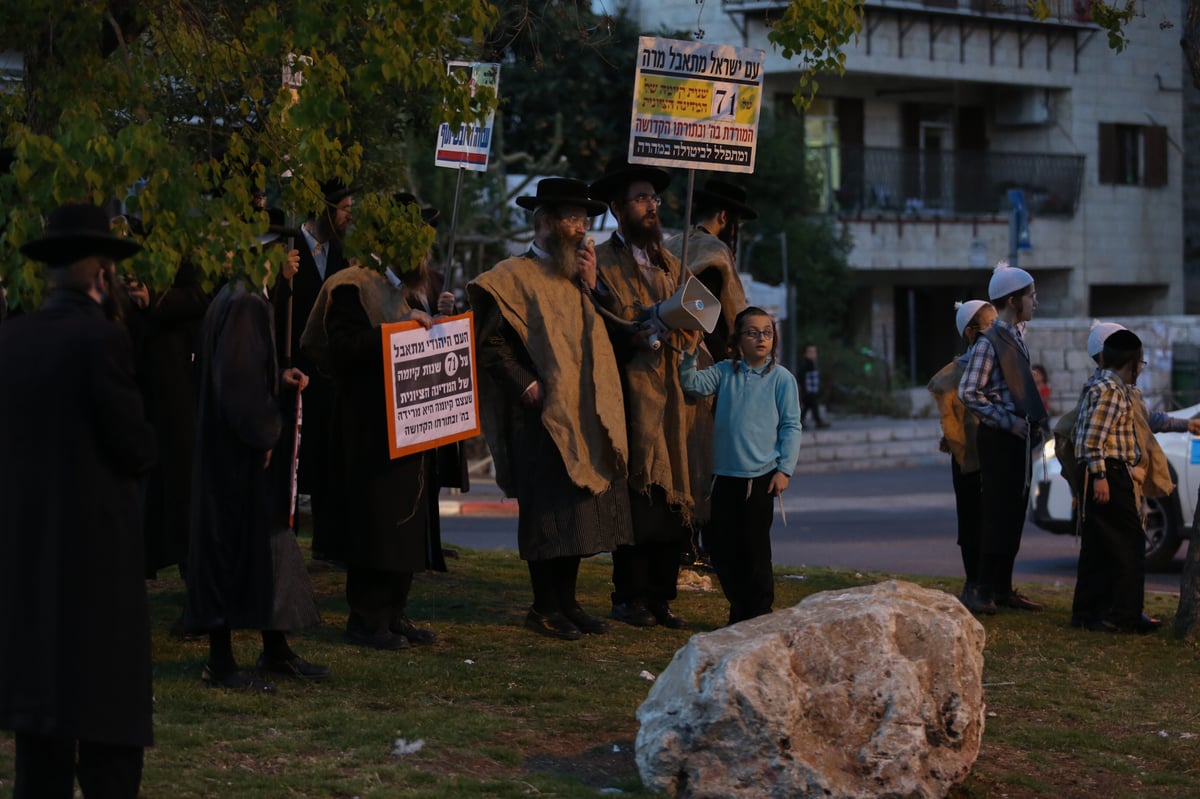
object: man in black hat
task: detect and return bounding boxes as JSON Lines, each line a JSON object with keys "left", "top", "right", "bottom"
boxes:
{"left": 0, "top": 202, "right": 157, "bottom": 798}
{"left": 589, "top": 160, "right": 700, "bottom": 630}
{"left": 300, "top": 195, "right": 451, "bottom": 649}
{"left": 186, "top": 218, "right": 329, "bottom": 690}
{"left": 468, "top": 178, "right": 633, "bottom": 640}
{"left": 274, "top": 177, "right": 359, "bottom": 560}
{"left": 665, "top": 179, "right": 753, "bottom": 360}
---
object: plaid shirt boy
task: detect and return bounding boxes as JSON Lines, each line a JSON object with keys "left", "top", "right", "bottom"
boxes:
{"left": 957, "top": 319, "right": 1024, "bottom": 431}
{"left": 1074, "top": 369, "right": 1140, "bottom": 476}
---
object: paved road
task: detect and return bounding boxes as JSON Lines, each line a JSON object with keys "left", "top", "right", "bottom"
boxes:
{"left": 441, "top": 464, "right": 1187, "bottom": 596}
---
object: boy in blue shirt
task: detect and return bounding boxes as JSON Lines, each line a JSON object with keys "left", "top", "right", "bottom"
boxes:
{"left": 679, "top": 307, "right": 802, "bottom": 624}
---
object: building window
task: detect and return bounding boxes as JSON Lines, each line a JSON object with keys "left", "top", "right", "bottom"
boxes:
{"left": 1098, "top": 123, "right": 1168, "bottom": 187}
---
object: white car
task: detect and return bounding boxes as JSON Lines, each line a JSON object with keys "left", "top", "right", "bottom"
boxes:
{"left": 1028, "top": 402, "right": 1200, "bottom": 572}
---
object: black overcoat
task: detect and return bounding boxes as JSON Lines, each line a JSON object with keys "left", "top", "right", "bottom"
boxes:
{"left": 0, "top": 289, "right": 157, "bottom": 747}
{"left": 185, "top": 282, "right": 319, "bottom": 632}
{"left": 273, "top": 235, "right": 346, "bottom": 552}
{"left": 325, "top": 283, "right": 446, "bottom": 574}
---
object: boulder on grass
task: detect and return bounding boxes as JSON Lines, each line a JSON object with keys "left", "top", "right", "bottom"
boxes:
{"left": 636, "top": 580, "right": 985, "bottom": 799}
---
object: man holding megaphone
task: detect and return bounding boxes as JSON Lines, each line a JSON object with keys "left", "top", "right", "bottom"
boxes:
{"left": 590, "top": 158, "right": 711, "bottom": 631}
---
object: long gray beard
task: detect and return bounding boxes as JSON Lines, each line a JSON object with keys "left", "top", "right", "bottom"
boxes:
{"left": 544, "top": 231, "right": 580, "bottom": 280}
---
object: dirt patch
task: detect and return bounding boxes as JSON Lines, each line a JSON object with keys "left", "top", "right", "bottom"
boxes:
{"left": 523, "top": 738, "right": 640, "bottom": 788}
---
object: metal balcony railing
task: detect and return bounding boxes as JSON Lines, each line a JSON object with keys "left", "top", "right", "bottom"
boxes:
{"left": 810, "top": 145, "right": 1085, "bottom": 217}
{"left": 724, "top": 0, "right": 1094, "bottom": 24}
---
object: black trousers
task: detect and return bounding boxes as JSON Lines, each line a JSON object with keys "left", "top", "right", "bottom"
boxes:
{"left": 704, "top": 472, "right": 777, "bottom": 624}
{"left": 611, "top": 486, "right": 688, "bottom": 605}
{"left": 14, "top": 733, "right": 143, "bottom": 799}
{"left": 950, "top": 457, "right": 982, "bottom": 584}
{"left": 527, "top": 556, "right": 582, "bottom": 614}
{"left": 976, "top": 424, "right": 1031, "bottom": 598}
{"left": 346, "top": 566, "right": 413, "bottom": 634}
{"left": 1072, "top": 461, "right": 1144, "bottom": 627}
{"left": 800, "top": 395, "right": 824, "bottom": 425}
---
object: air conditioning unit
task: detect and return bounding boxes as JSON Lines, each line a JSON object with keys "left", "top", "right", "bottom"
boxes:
{"left": 993, "top": 88, "right": 1053, "bottom": 127}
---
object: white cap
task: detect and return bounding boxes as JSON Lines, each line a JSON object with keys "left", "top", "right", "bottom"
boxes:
{"left": 987, "top": 260, "right": 1034, "bottom": 301}
{"left": 954, "top": 300, "right": 990, "bottom": 338}
{"left": 1087, "top": 320, "right": 1126, "bottom": 358}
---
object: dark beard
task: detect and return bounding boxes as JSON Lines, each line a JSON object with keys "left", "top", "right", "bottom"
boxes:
{"left": 623, "top": 215, "right": 663, "bottom": 253}
{"left": 544, "top": 227, "right": 580, "bottom": 280}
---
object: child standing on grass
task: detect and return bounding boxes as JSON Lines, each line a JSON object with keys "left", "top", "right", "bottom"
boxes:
{"left": 679, "top": 307, "right": 802, "bottom": 625}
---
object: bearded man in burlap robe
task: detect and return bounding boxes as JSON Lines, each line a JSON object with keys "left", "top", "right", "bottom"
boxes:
{"left": 589, "top": 158, "right": 706, "bottom": 630}
{"left": 468, "top": 178, "right": 633, "bottom": 641}
{"left": 300, "top": 199, "right": 448, "bottom": 651}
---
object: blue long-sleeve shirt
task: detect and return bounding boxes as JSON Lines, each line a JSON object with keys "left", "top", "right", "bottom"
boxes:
{"left": 678, "top": 352, "right": 803, "bottom": 478}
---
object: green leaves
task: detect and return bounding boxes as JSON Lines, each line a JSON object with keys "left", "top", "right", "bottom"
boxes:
{"left": 1, "top": 0, "right": 499, "bottom": 309}
{"left": 766, "top": 0, "right": 864, "bottom": 112}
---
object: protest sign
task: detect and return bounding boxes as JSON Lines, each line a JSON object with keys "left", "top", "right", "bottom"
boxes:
{"left": 382, "top": 313, "right": 480, "bottom": 459}
{"left": 628, "top": 36, "right": 765, "bottom": 173}
{"left": 435, "top": 62, "right": 501, "bottom": 171}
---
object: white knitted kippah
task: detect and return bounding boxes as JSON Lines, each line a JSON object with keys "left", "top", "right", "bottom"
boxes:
{"left": 954, "top": 300, "right": 989, "bottom": 338}
{"left": 1086, "top": 320, "right": 1126, "bottom": 358}
{"left": 987, "top": 260, "right": 1034, "bottom": 301}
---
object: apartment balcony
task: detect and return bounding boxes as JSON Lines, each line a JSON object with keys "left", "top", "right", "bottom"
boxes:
{"left": 810, "top": 145, "right": 1085, "bottom": 218}
{"left": 724, "top": 0, "right": 1093, "bottom": 25}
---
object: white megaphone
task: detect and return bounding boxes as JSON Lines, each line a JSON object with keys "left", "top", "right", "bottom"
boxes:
{"left": 639, "top": 276, "right": 722, "bottom": 350}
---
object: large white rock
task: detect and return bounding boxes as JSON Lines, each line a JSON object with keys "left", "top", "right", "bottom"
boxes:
{"left": 636, "top": 580, "right": 985, "bottom": 799}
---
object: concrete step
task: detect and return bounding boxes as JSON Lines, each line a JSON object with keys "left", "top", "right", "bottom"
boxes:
{"left": 793, "top": 418, "right": 944, "bottom": 474}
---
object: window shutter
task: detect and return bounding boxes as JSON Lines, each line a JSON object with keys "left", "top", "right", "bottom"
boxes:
{"left": 1098, "top": 123, "right": 1118, "bottom": 185}
{"left": 1143, "top": 125, "right": 1168, "bottom": 188}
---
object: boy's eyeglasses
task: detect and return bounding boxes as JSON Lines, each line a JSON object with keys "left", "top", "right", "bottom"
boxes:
{"left": 741, "top": 329, "right": 774, "bottom": 340}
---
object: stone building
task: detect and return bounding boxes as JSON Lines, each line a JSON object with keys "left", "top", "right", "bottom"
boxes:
{"left": 619, "top": 0, "right": 1187, "bottom": 384}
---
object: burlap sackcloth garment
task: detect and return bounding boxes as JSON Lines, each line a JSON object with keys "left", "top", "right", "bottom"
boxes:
{"left": 467, "top": 256, "right": 628, "bottom": 496}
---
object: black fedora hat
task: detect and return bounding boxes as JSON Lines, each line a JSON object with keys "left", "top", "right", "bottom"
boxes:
{"left": 321, "top": 177, "right": 362, "bottom": 206}
{"left": 20, "top": 202, "right": 143, "bottom": 265}
{"left": 588, "top": 157, "right": 671, "bottom": 204}
{"left": 516, "top": 178, "right": 607, "bottom": 216}
{"left": 693, "top": 179, "right": 758, "bottom": 220}
{"left": 393, "top": 192, "right": 441, "bottom": 228}
{"left": 256, "top": 207, "right": 303, "bottom": 246}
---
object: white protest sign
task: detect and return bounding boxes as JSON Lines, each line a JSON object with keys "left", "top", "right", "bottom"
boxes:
{"left": 382, "top": 313, "right": 479, "bottom": 459}
{"left": 434, "top": 62, "right": 501, "bottom": 172}
{"left": 628, "top": 37, "right": 765, "bottom": 173}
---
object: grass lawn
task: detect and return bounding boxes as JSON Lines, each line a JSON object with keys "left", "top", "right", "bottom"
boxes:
{"left": 2, "top": 542, "right": 1199, "bottom": 797}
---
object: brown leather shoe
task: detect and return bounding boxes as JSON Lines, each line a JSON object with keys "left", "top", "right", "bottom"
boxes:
{"left": 562, "top": 603, "right": 610, "bottom": 634}
{"left": 390, "top": 616, "right": 438, "bottom": 645}
{"left": 524, "top": 608, "right": 581, "bottom": 641}
{"left": 648, "top": 601, "right": 688, "bottom": 630}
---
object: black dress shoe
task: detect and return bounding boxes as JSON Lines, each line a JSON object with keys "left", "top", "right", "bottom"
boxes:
{"left": 648, "top": 601, "right": 688, "bottom": 630}
{"left": 344, "top": 628, "right": 410, "bottom": 650}
{"left": 256, "top": 653, "right": 332, "bottom": 680}
{"left": 524, "top": 608, "right": 581, "bottom": 641}
{"left": 961, "top": 585, "right": 997, "bottom": 615}
{"left": 201, "top": 664, "right": 277, "bottom": 693}
{"left": 561, "top": 603, "right": 610, "bottom": 635}
{"left": 390, "top": 616, "right": 438, "bottom": 645}
{"left": 611, "top": 601, "right": 657, "bottom": 627}
{"left": 1070, "top": 617, "right": 1118, "bottom": 633}
{"left": 997, "top": 590, "right": 1042, "bottom": 611}
{"left": 1117, "top": 614, "right": 1163, "bottom": 635}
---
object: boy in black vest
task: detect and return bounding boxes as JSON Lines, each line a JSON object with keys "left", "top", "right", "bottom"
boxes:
{"left": 957, "top": 262, "right": 1048, "bottom": 614}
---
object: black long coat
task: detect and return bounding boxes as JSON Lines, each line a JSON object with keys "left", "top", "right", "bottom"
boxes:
{"left": 186, "top": 282, "right": 319, "bottom": 632}
{"left": 0, "top": 290, "right": 157, "bottom": 747}
{"left": 273, "top": 235, "right": 347, "bottom": 552}
{"left": 325, "top": 282, "right": 446, "bottom": 574}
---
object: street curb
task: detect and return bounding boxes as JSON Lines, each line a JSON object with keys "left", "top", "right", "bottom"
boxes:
{"left": 439, "top": 498, "right": 519, "bottom": 517}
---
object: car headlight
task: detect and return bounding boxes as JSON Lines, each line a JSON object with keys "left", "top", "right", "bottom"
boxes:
{"left": 1041, "top": 437, "right": 1056, "bottom": 459}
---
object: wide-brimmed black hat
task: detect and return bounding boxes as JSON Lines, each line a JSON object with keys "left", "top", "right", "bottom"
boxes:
{"left": 393, "top": 192, "right": 441, "bottom": 227}
{"left": 693, "top": 179, "right": 758, "bottom": 220}
{"left": 257, "top": 207, "right": 303, "bottom": 246}
{"left": 515, "top": 178, "right": 607, "bottom": 216}
{"left": 588, "top": 157, "right": 671, "bottom": 204}
{"left": 321, "top": 177, "right": 362, "bottom": 206}
{"left": 20, "top": 202, "right": 143, "bottom": 264}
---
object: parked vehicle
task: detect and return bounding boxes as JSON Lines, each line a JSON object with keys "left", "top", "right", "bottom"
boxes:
{"left": 1028, "top": 402, "right": 1200, "bottom": 572}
